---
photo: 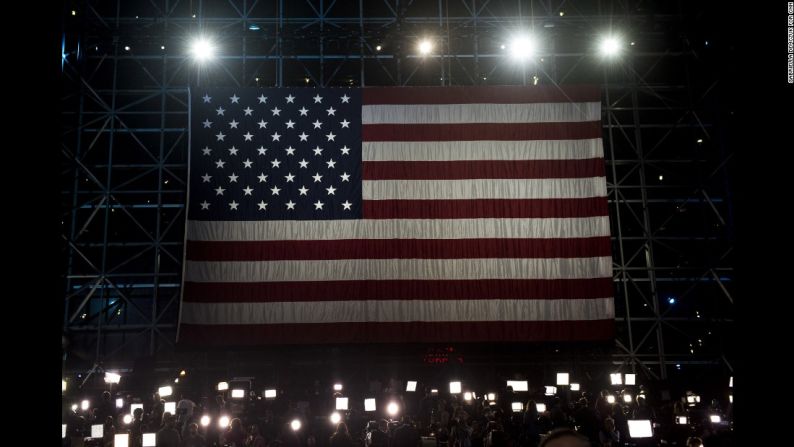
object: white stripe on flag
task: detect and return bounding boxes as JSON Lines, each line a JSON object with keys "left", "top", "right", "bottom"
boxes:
{"left": 362, "top": 102, "right": 601, "bottom": 124}
{"left": 363, "top": 178, "right": 607, "bottom": 200}
{"left": 186, "top": 216, "right": 611, "bottom": 242}
{"left": 184, "top": 256, "right": 613, "bottom": 282}
{"left": 180, "top": 297, "right": 615, "bottom": 324}
{"left": 362, "top": 139, "right": 604, "bottom": 161}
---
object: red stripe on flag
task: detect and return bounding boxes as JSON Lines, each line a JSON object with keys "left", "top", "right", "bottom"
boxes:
{"left": 181, "top": 278, "right": 615, "bottom": 302}
{"left": 178, "top": 320, "right": 615, "bottom": 345}
{"left": 362, "top": 122, "right": 601, "bottom": 141}
{"left": 362, "top": 198, "right": 609, "bottom": 219}
{"left": 186, "top": 237, "right": 611, "bottom": 261}
{"left": 362, "top": 85, "right": 601, "bottom": 104}
{"left": 363, "top": 159, "right": 606, "bottom": 180}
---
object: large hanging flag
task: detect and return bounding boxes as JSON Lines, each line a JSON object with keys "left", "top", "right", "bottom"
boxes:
{"left": 178, "top": 85, "right": 613, "bottom": 345}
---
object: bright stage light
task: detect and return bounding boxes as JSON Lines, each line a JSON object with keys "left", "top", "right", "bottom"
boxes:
{"left": 570, "top": 383, "right": 580, "bottom": 391}
{"left": 336, "top": 397, "right": 349, "bottom": 410}
{"left": 610, "top": 373, "right": 623, "bottom": 385}
{"left": 625, "top": 374, "right": 636, "bottom": 385}
{"left": 406, "top": 381, "right": 417, "bottom": 392}
{"left": 164, "top": 402, "right": 176, "bottom": 415}
{"left": 333, "top": 383, "right": 343, "bottom": 391}
{"left": 506, "top": 380, "right": 528, "bottom": 391}
{"left": 544, "top": 386, "right": 556, "bottom": 396}
{"left": 449, "top": 381, "right": 462, "bottom": 394}
{"left": 606, "top": 395, "right": 616, "bottom": 404}
{"left": 599, "top": 36, "right": 622, "bottom": 57}
{"left": 116, "top": 398, "right": 123, "bottom": 409}
{"left": 508, "top": 35, "right": 537, "bottom": 60}
{"left": 264, "top": 389, "right": 277, "bottom": 399}
{"left": 218, "top": 416, "right": 230, "bottom": 429}
{"left": 710, "top": 415, "right": 722, "bottom": 423}
{"left": 365, "top": 398, "right": 376, "bottom": 412}
{"left": 330, "top": 412, "right": 341, "bottom": 424}
{"left": 487, "top": 393, "right": 496, "bottom": 401}
{"left": 81, "top": 400, "right": 90, "bottom": 411}
{"left": 142, "top": 433, "right": 156, "bottom": 447}
{"left": 464, "top": 392, "right": 472, "bottom": 401}
{"left": 291, "top": 419, "right": 302, "bottom": 431}
{"left": 158, "top": 386, "right": 173, "bottom": 397}
{"left": 536, "top": 403, "right": 547, "bottom": 412}
{"left": 123, "top": 414, "right": 133, "bottom": 425}
{"left": 511, "top": 402, "right": 523, "bottom": 412}
{"left": 190, "top": 38, "right": 215, "bottom": 61}
{"left": 200, "top": 415, "right": 211, "bottom": 427}
{"left": 387, "top": 402, "right": 399, "bottom": 417}
{"left": 418, "top": 40, "right": 433, "bottom": 55}
{"left": 130, "top": 404, "right": 143, "bottom": 416}
{"left": 217, "top": 382, "right": 229, "bottom": 391}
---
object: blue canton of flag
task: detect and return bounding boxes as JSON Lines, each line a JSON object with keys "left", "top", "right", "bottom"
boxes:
{"left": 189, "top": 88, "right": 362, "bottom": 220}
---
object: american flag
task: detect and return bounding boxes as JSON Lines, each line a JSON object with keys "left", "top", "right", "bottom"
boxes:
{"left": 178, "top": 85, "right": 614, "bottom": 345}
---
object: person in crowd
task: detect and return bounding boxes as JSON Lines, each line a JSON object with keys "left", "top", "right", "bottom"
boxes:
{"left": 540, "top": 429, "right": 591, "bottom": 447}
{"left": 222, "top": 418, "right": 247, "bottom": 447}
{"left": 686, "top": 437, "right": 703, "bottom": 447}
{"left": 392, "top": 416, "right": 422, "bottom": 447}
{"left": 180, "top": 423, "right": 206, "bottom": 447}
{"left": 330, "top": 422, "right": 355, "bottom": 447}
{"left": 369, "top": 419, "right": 391, "bottom": 447}
{"left": 157, "top": 412, "right": 182, "bottom": 447}
{"left": 246, "top": 424, "right": 267, "bottom": 447}
{"left": 102, "top": 415, "right": 116, "bottom": 447}
{"left": 597, "top": 417, "right": 619, "bottom": 447}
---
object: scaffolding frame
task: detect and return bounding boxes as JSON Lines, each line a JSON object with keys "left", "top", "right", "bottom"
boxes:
{"left": 60, "top": 0, "right": 734, "bottom": 382}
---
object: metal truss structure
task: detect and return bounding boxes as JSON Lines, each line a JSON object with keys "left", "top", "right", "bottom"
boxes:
{"left": 60, "top": 0, "right": 734, "bottom": 384}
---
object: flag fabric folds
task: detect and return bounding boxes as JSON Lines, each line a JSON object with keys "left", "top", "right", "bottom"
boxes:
{"left": 178, "top": 85, "right": 613, "bottom": 345}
